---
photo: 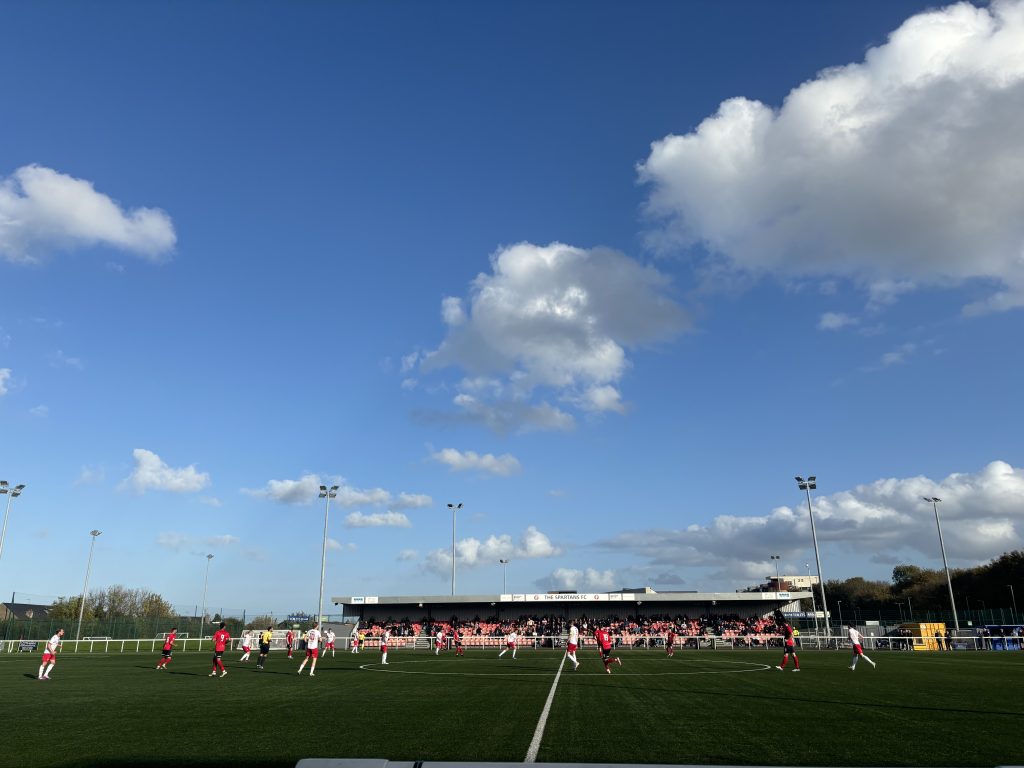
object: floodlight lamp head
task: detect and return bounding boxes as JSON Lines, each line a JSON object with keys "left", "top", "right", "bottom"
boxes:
{"left": 319, "top": 485, "right": 327, "bottom": 492}
{"left": 933, "top": 497, "right": 941, "bottom": 503}
{"left": 207, "top": 553, "right": 214, "bottom": 560}
{"left": 808, "top": 482, "right": 816, "bottom": 490}
{"left": 0, "top": 480, "right": 8, "bottom": 488}
{"left": 794, "top": 476, "right": 804, "bottom": 483}
{"left": 808, "top": 476, "right": 816, "bottom": 482}
{"left": 90, "top": 529, "right": 102, "bottom": 537}
{"left": 330, "top": 485, "right": 339, "bottom": 492}
{"left": 13, "top": 484, "right": 25, "bottom": 496}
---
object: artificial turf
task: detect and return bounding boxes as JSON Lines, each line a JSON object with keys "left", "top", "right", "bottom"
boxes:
{"left": 3, "top": 646, "right": 1022, "bottom": 767}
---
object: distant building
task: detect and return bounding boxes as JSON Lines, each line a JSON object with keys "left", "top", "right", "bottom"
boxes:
{"left": 0, "top": 602, "right": 51, "bottom": 621}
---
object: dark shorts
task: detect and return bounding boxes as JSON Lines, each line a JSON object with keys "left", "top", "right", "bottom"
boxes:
{"left": 783, "top": 644, "right": 797, "bottom": 655}
{"left": 600, "top": 646, "right": 612, "bottom": 659}
{"left": 260, "top": 643, "right": 270, "bottom": 654}
{"left": 161, "top": 648, "right": 173, "bottom": 658}
{"left": 213, "top": 651, "right": 224, "bottom": 660}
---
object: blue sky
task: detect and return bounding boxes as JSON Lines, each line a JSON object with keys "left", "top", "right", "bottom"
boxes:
{"left": 1, "top": 0, "right": 1022, "bottom": 616}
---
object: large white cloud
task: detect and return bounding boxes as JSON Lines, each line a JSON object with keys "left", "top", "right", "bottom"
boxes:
{"left": 596, "top": 460, "right": 1024, "bottom": 584}
{"left": 242, "top": 474, "right": 432, "bottom": 509}
{"left": 344, "top": 511, "right": 411, "bottom": 528}
{"left": 639, "top": 0, "right": 1024, "bottom": 315}
{"left": 423, "top": 525, "right": 562, "bottom": 576}
{"left": 539, "top": 567, "right": 618, "bottom": 592}
{"left": 121, "top": 448, "right": 210, "bottom": 494}
{"left": 0, "top": 165, "right": 176, "bottom": 263}
{"left": 431, "top": 447, "right": 522, "bottom": 476}
{"left": 417, "top": 242, "right": 688, "bottom": 431}
{"left": 0, "top": 368, "right": 10, "bottom": 396}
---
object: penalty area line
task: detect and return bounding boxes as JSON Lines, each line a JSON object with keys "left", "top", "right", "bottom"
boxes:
{"left": 524, "top": 652, "right": 566, "bottom": 763}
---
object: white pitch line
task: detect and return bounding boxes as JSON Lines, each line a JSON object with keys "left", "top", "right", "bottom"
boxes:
{"left": 524, "top": 652, "right": 566, "bottom": 763}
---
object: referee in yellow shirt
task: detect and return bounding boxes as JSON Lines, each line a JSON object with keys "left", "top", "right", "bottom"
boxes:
{"left": 257, "top": 625, "right": 274, "bottom": 670}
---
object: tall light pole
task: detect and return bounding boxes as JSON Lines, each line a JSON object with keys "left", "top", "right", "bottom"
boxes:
{"left": 75, "top": 530, "right": 102, "bottom": 641}
{"left": 0, "top": 481, "right": 26, "bottom": 561}
{"left": 1008, "top": 584, "right": 1017, "bottom": 619}
{"left": 922, "top": 497, "right": 960, "bottom": 632}
{"left": 806, "top": 562, "right": 820, "bottom": 640}
{"left": 499, "top": 559, "right": 510, "bottom": 593}
{"left": 198, "top": 553, "right": 214, "bottom": 640}
{"left": 837, "top": 599, "right": 844, "bottom": 628}
{"left": 770, "top": 555, "right": 781, "bottom": 591}
{"left": 318, "top": 485, "right": 339, "bottom": 622}
{"left": 796, "top": 476, "right": 830, "bottom": 639}
{"left": 447, "top": 503, "right": 462, "bottom": 595}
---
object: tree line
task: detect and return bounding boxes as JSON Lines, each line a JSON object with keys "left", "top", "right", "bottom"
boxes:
{"left": 49, "top": 585, "right": 175, "bottom": 620}
{"left": 820, "top": 550, "right": 1023, "bottom": 614}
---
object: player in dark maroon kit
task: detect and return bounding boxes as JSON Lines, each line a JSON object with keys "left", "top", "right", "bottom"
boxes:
{"left": 156, "top": 627, "right": 177, "bottom": 669}
{"left": 666, "top": 628, "right": 676, "bottom": 658}
{"left": 774, "top": 611, "right": 800, "bottom": 672}
{"left": 594, "top": 626, "right": 622, "bottom": 674}
{"left": 209, "top": 622, "right": 231, "bottom": 678}
{"left": 286, "top": 630, "right": 294, "bottom": 659}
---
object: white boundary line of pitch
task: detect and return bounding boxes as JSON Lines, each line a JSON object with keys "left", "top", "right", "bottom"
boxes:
{"left": 524, "top": 652, "right": 566, "bottom": 763}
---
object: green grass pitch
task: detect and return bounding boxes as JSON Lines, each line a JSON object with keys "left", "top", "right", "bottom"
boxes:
{"left": 4, "top": 647, "right": 1023, "bottom": 767}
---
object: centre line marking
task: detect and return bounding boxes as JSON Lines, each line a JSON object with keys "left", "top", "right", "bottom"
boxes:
{"left": 524, "top": 652, "right": 566, "bottom": 763}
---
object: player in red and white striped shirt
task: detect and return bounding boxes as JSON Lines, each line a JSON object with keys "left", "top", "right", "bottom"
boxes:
{"left": 381, "top": 628, "right": 391, "bottom": 665}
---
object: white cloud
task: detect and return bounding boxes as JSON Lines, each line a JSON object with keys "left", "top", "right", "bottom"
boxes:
{"left": 0, "top": 165, "right": 176, "bottom": 263}
{"left": 121, "top": 448, "right": 210, "bottom": 494}
{"left": 539, "top": 567, "right": 618, "bottom": 592}
{"left": 394, "top": 492, "right": 432, "bottom": 509}
{"left": 205, "top": 534, "right": 239, "bottom": 546}
{"left": 29, "top": 404, "right": 48, "bottom": 417}
{"left": 241, "top": 473, "right": 321, "bottom": 504}
{"left": 76, "top": 466, "right": 105, "bottom": 485}
{"left": 344, "top": 511, "right": 411, "bottom": 528}
{"left": 156, "top": 532, "right": 190, "bottom": 551}
{"left": 431, "top": 447, "right": 522, "bottom": 476}
{"left": 242, "top": 475, "right": 431, "bottom": 509}
{"left": 416, "top": 242, "right": 688, "bottom": 432}
{"left": 49, "top": 350, "right": 83, "bottom": 369}
{"left": 447, "top": 393, "right": 575, "bottom": 434}
{"left": 397, "top": 548, "right": 418, "bottom": 561}
{"left": 423, "top": 525, "right": 561, "bottom": 575}
{"left": 639, "top": 0, "right": 1024, "bottom": 315}
{"left": 596, "top": 460, "right": 1024, "bottom": 583}
{"left": 157, "top": 531, "right": 237, "bottom": 551}
{"left": 200, "top": 496, "right": 223, "bottom": 508}
{"left": 879, "top": 342, "right": 917, "bottom": 367}
{"left": 327, "top": 538, "right": 356, "bottom": 552}
{"left": 818, "top": 312, "right": 858, "bottom": 331}
{"left": 0, "top": 368, "right": 10, "bottom": 395}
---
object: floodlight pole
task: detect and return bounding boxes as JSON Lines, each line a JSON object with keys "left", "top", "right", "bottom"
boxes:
{"left": 806, "top": 562, "right": 820, "bottom": 642}
{"left": 318, "top": 485, "right": 339, "bottom": 623}
{"left": 0, "top": 482, "right": 26, "bottom": 562}
{"left": 1008, "top": 584, "right": 1017, "bottom": 620}
{"left": 447, "top": 503, "right": 462, "bottom": 595}
{"left": 923, "top": 497, "right": 959, "bottom": 632}
{"left": 796, "top": 476, "right": 830, "bottom": 640}
{"left": 75, "top": 530, "right": 102, "bottom": 641}
{"left": 770, "top": 555, "right": 781, "bottom": 591}
{"left": 500, "top": 559, "right": 510, "bottom": 593}
{"left": 198, "top": 554, "right": 214, "bottom": 640}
